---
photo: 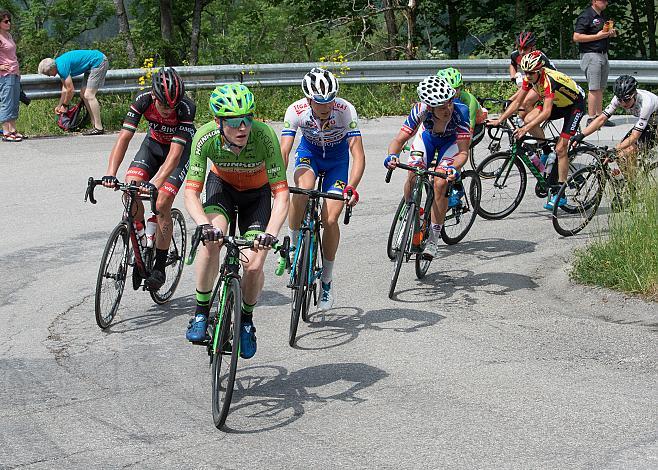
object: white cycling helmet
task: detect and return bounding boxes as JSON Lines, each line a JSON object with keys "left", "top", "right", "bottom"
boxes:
{"left": 302, "top": 67, "right": 339, "bottom": 103}
{"left": 417, "top": 76, "right": 456, "bottom": 107}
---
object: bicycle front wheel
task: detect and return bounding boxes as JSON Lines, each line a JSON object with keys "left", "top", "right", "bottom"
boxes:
{"left": 477, "top": 152, "right": 527, "bottom": 220}
{"left": 552, "top": 165, "right": 606, "bottom": 237}
{"left": 441, "top": 170, "right": 482, "bottom": 245}
{"left": 289, "top": 230, "right": 310, "bottom": 346}
{"left": 151, "top": 208, "right": 187, "bottom": 304}
{"left": 211, "top": 277, "right": 242, "bottom": 430}
{"left": 386, "top": 197, "right": 407, "bottom": 260}
{"left": 389, "top": 202, "right": 415, "bottom": 299}
{"left": 95, "top": 223, "right": 130, "bottom": 329}
{"left": 303, "top": 231, "right": 319, "bottom": 322}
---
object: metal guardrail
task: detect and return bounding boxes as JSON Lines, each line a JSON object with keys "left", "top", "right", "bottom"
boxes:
{"left": 20, "top": 59, "right": 658, "bottom": 99}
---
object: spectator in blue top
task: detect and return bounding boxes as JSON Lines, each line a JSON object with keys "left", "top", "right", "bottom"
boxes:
{"left": 38, "top": 49, "right": 108, "bottom": 135}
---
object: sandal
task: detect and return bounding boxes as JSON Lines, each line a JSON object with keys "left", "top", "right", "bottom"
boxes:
{"left": 2, "top": 133, "right": 22, "bottom": 142}
{"left": 12, "top": 132, "right": 25, "bottom": 139}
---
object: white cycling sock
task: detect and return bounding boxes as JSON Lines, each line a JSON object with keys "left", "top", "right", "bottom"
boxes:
{"left": 321, "top": 258, "right": 334, "bottom": 284}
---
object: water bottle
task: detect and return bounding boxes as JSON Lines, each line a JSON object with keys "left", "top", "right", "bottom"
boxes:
{"left": 145, "top": 215, "right": 158, "bottom": 248}
{"left": 134, "top": 220, "right": 146, "bottom": 248}
{"left": 530, "top": 151, "right": 545, "bottom": 173}
{"left": 543, "top": 152, "right": 557, "bottom": 178}
{"left": 608, "top": 160, "right": 625, "bottom": 182}
{"left": 413, "top": 207, "right": 425, "bottom": 246}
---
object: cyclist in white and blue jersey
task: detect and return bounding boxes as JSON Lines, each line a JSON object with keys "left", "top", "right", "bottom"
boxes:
{"left": 385, "top": 76, "right": 471, "bottom": 260}
{"left": 280, "top": 67, "right": 366, "bottom": 311}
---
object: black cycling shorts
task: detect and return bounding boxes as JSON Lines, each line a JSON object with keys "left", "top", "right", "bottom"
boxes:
{"left": 545, "top": 98, "right": 585, "bottom": 140}
{"left": 126, "top": 137, "right": 192, "bottom": 196}
{"left": 203, "top": 171, "right": 271, "bottom": 236}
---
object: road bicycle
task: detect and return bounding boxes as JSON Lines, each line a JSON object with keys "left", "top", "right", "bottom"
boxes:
{"left": 470, "top": 98, "right": 561, "bottom": 171}
{"left": 385, "top": 162, "right": 481, "bottom": 299}
{"left": 287, "top": 173, "right": 352, "bottom": 347}
{"left": 475, "top": 127, "right": 593, "bottom": 220}
{"left": 85, "top": 178, "right": 187, "bottom": 329}
{"left": 186, "top": 223, "right": 289, "bottom": 429}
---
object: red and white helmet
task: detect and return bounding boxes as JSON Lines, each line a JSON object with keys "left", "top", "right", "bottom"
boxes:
{"left": 519, "top": 50, "right": 545, "bottom": 72}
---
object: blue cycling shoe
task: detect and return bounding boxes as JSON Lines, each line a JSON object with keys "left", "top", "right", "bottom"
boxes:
{"left": 239, "top": 321, "right": 257, "bottom": 359}
{"left": 186, "top": 314, "right": 208, "bottom": 342}
{"left": 544, "top": 195, "right": 567, "bottom": 211}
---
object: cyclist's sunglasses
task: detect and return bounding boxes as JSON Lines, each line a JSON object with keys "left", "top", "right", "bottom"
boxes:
{"left": 155, "top": 98, "right": 180, "bottom": 110}
{"left": 311, "top": 93, "right": 336, "bottom": 104}
{"left": 620, "top": 94, "right": 636, "bottom": 103}
{"left": 223, "top": 115, "right": 254, "bottom": 128}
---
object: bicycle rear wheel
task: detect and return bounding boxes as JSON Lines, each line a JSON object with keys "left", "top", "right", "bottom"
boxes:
{"left": 552, "top": 165, "right": 606, "bottom": 237}
{"left": 441, "top": 170, "right": 482, "bottom": 245}
{"left": 389, "top": 202, "right": 414, "bottom": 299}
{"left": 211, "top": 277, "right": 242, "bottom": 430}
{"left": 477, "top": 152, "right": 527, "bottom": 220}
{"left": 386, "top": 197, "right": 407, "bottom": 260}
{"left": 289, "top": 230, "right": 310, "bottom": 346}
{"left": 151, "top": 208, "right": 187, "bottom": 304}
{"left": 95, "top": 223, "right": 130, "bottom": 329}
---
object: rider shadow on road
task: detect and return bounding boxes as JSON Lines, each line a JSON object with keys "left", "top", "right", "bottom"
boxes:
{"left": 224, "top": 362, "right": 388, "bottom": 434}
{"left": 435, "top": 237, "right": 537, "bottom": 263}
{"left": 292, "top": 306, "right": 444, "bottom": 351}
{"left": 258, "top": 289, "right": 291, "bottom": 307}
{"left": 108, "top": 293, "right": 195, "bottom": 333}
{"left": 393, "top": 268, "right": 539, "bottom": 305}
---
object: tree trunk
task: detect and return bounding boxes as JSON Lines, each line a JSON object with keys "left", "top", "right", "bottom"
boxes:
{"left": 112, "top": 0, "right": 137, "bottom": 66}
{"left": 446, "top": 0, "right": 459, "bottom": 59}
{"left": 190, "top": 0, "right": 202, "bottom": 65}
{"left": 646, "top": 0, "right": 657, "bottom": 59}
{"left": 382, "top": 0, "right": 399, "bottom": 60}
{"left": 629, "top": 0, "right": 648, "bottom": 58}
{"left": 160, "top": 0, "right": 177, "bottom": 65}
{"left": 404, "top": 0, "right": 418, "bottom": 59}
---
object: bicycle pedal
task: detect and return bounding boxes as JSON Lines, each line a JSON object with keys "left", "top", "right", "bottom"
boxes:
{"left": 191, "top": 339, "right": 210, "bottom": 347}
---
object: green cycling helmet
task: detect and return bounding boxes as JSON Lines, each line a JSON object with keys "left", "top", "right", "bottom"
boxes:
{"left": 436, "top": 67, "right": 463, "bottom": 89}
{"left": 209, "top": 83, "right": 255, "bottom": 117}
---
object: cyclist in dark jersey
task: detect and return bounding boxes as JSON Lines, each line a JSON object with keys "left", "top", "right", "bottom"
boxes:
{"left": 184, "top": 84, "right": 289, "bottom": 359}
{"left": 102, "top": 67, "right": 196, "bottom": 290}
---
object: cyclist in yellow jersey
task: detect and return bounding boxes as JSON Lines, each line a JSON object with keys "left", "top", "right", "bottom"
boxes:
{"left": 490, "top": 50, "right": 585, "bottom": 210}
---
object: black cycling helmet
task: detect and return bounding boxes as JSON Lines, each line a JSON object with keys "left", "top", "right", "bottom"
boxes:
{"left": 152, "top": 67, "right": 185, "bottom": 107}
{"left": 613, "top": 75, "right": 637, "bottom": 100}
{"left": 516, "top": 31, "right": 537, "bottom": 49}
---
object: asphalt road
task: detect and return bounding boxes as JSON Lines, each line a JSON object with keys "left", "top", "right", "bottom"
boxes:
{"left": 1, "top": 116, "right": 656, "bottom": 469}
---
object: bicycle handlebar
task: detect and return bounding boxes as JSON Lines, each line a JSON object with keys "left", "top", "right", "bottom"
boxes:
{"left": 289, "top": 186, "right": 353, "bottom": 225}
{"left": 385, "top": 161, "right": 453, "bottom": 183}
{"left": 85, "top": 177, "right": 159, "bottom": 215}
{"left": 186, "top": 226, "right": 291, "bottom": 276}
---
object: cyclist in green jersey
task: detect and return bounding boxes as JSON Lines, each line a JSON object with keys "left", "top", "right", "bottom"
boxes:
{"left": 436, "top": 67, "right": 486, "bottom": 146}
{"left": 184, "top": 84, "right": 289, "bottom": 359}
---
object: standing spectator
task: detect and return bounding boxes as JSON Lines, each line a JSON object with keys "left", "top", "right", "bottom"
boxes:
{"left": 573, "top": 0, "right": 617, "bottom": 127}
{"left": 0, "top": 10, "right": 23, "bottom": 142}
{"left": 37, "top": 49, "right": 108, "bottom": 135}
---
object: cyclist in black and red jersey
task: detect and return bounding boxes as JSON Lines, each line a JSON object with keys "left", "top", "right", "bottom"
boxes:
{"left": 102, "top": 67, "right": 196, "bottom": 290}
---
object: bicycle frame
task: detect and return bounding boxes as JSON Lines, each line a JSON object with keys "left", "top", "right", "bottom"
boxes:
{"left": 85, "top": 177, "right": 159, "bottom": 283}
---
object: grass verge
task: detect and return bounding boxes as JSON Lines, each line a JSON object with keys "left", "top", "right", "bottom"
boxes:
{"left": 571, "top": 170, "right": 658, "bottom": 301}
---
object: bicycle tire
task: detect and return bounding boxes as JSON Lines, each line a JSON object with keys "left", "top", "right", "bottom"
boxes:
{"left": 386, "top": 197, "right": 407, "bottom": 260}
{"left": 303, "top": 231, "right": 319, "bottom": 322}
{"left": 441, "top": 170, "right": 482, "bottom": 245}
{"left": 289, "top": 230, "right": 310, "bottom": 346}
{"left": 95, "top": 223, "right": 130, "bottom": 329}
{"left": 476, "top": 152, "right": 527, "bottom": 220}
{"left": 211, "top": 277, "right": 242, "bottom": 430}
{"left": 151, "top": 208, "right": 187, "bottom": 304}
{"left": 552, "top": 165, "right": 606, "bottom": 237}
{"left": 389, "top": 202, "right": 415, "bottom": 299}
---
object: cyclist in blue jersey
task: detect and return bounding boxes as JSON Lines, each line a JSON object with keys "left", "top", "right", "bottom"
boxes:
{"left": 280, "top": 67, "right": 366, "bottom": 311}
{"left": 385, "top": 76, "right": 471, "bottom": 260}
